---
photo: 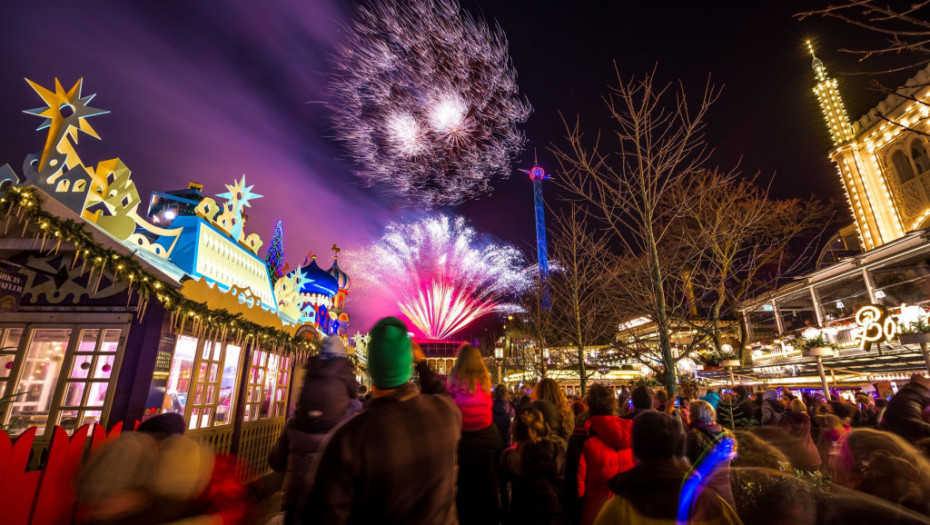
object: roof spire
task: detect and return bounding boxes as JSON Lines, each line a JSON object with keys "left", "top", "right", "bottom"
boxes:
{"left": 807, "top": 39, "right": 827, "bottom": 82}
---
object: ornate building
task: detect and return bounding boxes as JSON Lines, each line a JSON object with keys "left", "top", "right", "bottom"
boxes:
{"left": 809, "top": 42, "right": 930, "bottom": 250}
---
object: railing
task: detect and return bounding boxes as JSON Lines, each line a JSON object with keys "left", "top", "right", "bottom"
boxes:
{"left": 238, "top": 418, "right": 285, "bottom": 480}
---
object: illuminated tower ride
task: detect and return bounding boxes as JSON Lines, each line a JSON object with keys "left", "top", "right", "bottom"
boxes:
{"left": 522, "top": 157, "right": 550, "bottom": 307}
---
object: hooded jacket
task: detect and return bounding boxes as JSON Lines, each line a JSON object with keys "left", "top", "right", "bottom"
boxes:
{"left": 576, "top": 415, "right": 633, "bottom": 525}
{"left": 295, "top": 355, "right": 359, "bottom": 434}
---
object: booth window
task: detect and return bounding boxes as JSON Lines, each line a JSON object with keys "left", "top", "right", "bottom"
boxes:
{"left": 245, "top": 349, "right": 287, "bottom": 421}
{"left": 162, "top": 335, "right": 242, "bottom": 429}
{"left": 57, "top": 329, "right": 121, "bottom": 433}
{"left": 0, "top": 325, "right": 126, "bottom": 436}
{"left": 187, "top": 340, "right": 242, "bottom": 430}
{"left": 0, "top": 328, "right": 24, "bottom": 397}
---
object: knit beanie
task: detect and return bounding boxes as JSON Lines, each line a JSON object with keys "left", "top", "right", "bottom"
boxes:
{"left": 320, "top": 335, "right": 348, "bottom": 358}
{"left": 368, "top": 317, "right": 412, "bottom": 389}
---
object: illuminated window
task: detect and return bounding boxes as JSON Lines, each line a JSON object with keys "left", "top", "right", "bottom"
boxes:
{"left": 892, "top": 150, "right": 916, "bottom": 183}
{"left": 911, "top": 141, "right": 930, "bottom": 174}
{"left": 244, "top": 349, "right": 289, "bottom": 421}
{"left": 0, "top": 328, "right": 24, "bottom": 397}
{"left": 56, "top": 329, "right": 121, "bottom": 433}
{"left": 7, "top": 329, "right": 71, "bottom": 435}
{"left": 162, "top": 336, "right": 242, "bottom": 430}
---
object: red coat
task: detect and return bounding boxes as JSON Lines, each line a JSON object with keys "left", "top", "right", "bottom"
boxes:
{"left": 577, "top": 415, "right": 633, "bottom": 525}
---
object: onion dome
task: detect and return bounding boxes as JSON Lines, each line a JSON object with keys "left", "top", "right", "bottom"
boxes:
{"left": 328, "top": 258, "right": 351, "bottom": 291}
{"left": 298, "top": 257, "right": 339, "bottom": 297}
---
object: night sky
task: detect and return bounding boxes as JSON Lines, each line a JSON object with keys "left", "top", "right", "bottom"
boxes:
{"left": 0, "top": 0, "right": 900, "bottom": 332}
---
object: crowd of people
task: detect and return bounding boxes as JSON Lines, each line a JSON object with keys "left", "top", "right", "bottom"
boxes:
{"left": 75, "top": 315, "right": 930, "bottom": 524}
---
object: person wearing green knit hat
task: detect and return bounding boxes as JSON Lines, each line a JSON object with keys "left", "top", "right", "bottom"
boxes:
{"left": 368, "top": 316, "right": 413, "bottom": 389}
{"left": 303, "top": 316, "right": 463, "bottom": 524}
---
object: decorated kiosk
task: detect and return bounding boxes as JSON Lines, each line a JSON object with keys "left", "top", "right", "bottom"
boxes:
{"left": 0, "top": 78, "right": 351, "bottom": 483}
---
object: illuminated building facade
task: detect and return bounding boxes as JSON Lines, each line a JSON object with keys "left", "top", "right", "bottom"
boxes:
{"left": 810, "top": 42, "right": 930, "bottom": 250}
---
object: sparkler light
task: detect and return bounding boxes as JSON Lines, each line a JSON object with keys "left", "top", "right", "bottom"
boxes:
{"left": 348, "top": 215, "right": 529, "bottom": 339}
{"left": 331, "top": 0, "right": 531, "bottom": 208}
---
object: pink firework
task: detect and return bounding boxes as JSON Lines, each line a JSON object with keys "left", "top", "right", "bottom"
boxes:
{"left": 348, "top": 215, "right": 529, "bottom": 339}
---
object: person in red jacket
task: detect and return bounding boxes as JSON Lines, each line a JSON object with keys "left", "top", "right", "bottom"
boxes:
{"left": 576, "top": 384, "right": 633, "bottom": 525}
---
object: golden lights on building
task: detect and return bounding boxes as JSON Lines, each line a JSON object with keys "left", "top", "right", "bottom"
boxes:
{"left": 807, "top": 41, "right": 930, "bottom": 251}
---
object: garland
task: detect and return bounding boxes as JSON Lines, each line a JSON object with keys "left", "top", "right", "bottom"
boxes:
{"left": 0, "top": 185, "right": 314, "bottom": 354}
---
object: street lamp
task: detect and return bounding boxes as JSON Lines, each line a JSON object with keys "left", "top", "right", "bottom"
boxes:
{"left": 494, "top": 345, "right": 504, "bottom": 384}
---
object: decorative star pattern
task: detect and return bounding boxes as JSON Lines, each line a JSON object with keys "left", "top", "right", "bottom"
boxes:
{"left": 23, "top": 78, "right": 109, "bottom": 170}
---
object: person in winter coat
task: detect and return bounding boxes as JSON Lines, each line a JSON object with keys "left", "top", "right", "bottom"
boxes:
{"left": 760, "top": 390, "right": 785, "bottom": 426}
{"left": 777, "top": 399, "right": 821, "bottom": 472}
{"left": 448, "top": 344, "right": 503, "bottom": 525}
{"left": 269, "top": 336, "right": 362, "bottom": 525}
{"left": 685, "top": 400, "right": 735, "bottom": 510}
{"left": 574, "top": 384, "right": 633, "bottom": 525}
{"left": 882, "top": 374, "right": 930, "bottom": 442}
{"left": 501, "top": 407, "right": 567, "bottom": 525}
{"left": 494, "top": 383, "right": 516, "bottom": 447}
{"left": 595, "top": 411, "right": 742, "bottom": 525}
{"left": 302, "top": 317, "right": 462, "bottom": 525}
{"left": 534, "top": 378, "right": 575, "bottom": 441}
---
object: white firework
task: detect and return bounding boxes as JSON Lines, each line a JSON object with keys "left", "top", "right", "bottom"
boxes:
{"left": 331, "top": 0, "right": 531, "bottom": 208}
{"left": 347, "top": 215, "right": 530, "bottom": 339}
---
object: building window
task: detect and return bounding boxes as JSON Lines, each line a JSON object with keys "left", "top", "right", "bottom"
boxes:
{"left": 0, "top": 325, "right": 126, "bottom": 436}
{"left": 892, "top": 149, "right": 917, "bottom": 183}
{"left": 0, "top": 328, "right": 25, "bottom": 397}
{"left": 57, "top": 329, "right": 121, "bottom": 433}
{"left": 911, "top": 141, "right": 930, "bottom": 174}
{"left": 161, "top": 335, "right": 242, "bottom": 430}
{"left": 244, "top": 349, "right": 289, "bottom": 421}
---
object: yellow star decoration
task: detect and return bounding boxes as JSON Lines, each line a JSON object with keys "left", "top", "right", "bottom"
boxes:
{"left": 24, "top": 78, "right": 109, "bottom": 171}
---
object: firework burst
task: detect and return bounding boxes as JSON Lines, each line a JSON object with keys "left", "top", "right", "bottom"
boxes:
{"left": 331, "top": 0, "right": 531, "bottom": 208}
{"left": 348, "top": 215, "right": 529, "bottom": 339}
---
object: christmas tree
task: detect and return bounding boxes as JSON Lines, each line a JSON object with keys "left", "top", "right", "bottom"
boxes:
{"left": 717, "top": 395, "right": 756, "bottom": 430}
{"left": 266, "top": 220, "right": 285, "bottom": 283}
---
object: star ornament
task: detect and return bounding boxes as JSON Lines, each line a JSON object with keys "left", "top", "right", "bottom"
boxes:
{"left": 217, "top": 174, "right": 263, "bottom": 210}
{"left": 24, "top": 78, "right": 109, "bottom": 146}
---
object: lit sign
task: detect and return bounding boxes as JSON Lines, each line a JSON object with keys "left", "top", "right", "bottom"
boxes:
{"left": 855, "top": 304, "right": 897, "bottom": 351}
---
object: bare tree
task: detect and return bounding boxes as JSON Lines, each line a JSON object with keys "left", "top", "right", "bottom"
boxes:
{"left": 542, "top": 203, "right": 620, "bottom": 397}
{"left": 553, "top": 65, "right": 721, "bottom": 396}
{"left": 665, "top": 169, "right": 830, "bottom": 361}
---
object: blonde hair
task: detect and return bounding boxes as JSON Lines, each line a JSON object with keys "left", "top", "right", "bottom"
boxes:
{"left": 789, "top": 399, "right": 807, "bottom": 413}
{"left": 533, "top": 378, "right": 574, "bottom": 437}
{"left": 448, "top": 344, "right": 490, "bottom": 394}
{"left": 689, "top": 400, "right": 717, "bottom": 425}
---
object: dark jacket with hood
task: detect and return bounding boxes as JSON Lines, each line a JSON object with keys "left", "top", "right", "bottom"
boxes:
{"left": 882, "top": 381, "right": 930, "bottom": 442}
{"left": 501, "top": 437, "right": 566, "bottom": 525}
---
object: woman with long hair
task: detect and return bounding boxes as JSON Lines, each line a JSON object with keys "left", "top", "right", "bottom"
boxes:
{"left": 533, "top": 378, "right": 575, "bottom": 442}
{"left": 448, "top": 344, "right": 503, "bottom": 525}
{"left": 501, "top": 407, "right": 566, "bottom": 524}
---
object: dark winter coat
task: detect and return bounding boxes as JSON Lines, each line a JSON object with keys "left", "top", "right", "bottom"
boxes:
{"left": 882, "top": 381, "right": 930, "bottom": 442}
{"left": 576, "top": 416, "right": 633, "bottom": 525}
{"left": 501, "top": 438, "right": 566, "bottom": 525}
{"left": 493, "top": 397, "right": 516, "bottom": 447}
{"left": 457, "top": 424, "right": 504, "bottom": 525}
{"left": 777, "top": 410, "right": 821, "bottom": 471}
{"left": 685, "top": 423, "right": 735, "bottom": 510}
{"left": 295, "top": 355, "right": 359, "bottom": 434}
{"left": 301, "top": 362, "right": 462, "bottom": 525}
{"left": 268, "top": 420, "right": 329, "bottom": 513}
{"left": 563, "top": 425, "right": 590, "bottom": 525}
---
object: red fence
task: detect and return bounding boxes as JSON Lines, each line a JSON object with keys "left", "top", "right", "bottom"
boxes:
{"left": 0, "top": 423, "right": 130, "bottom": 525}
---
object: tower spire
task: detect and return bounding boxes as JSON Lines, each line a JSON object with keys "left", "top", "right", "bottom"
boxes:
{"left": 807, "top": 40, "right": 854, "bottom": 145}
{"left": 521, "top": 158, "right": 551, "bottom": 309}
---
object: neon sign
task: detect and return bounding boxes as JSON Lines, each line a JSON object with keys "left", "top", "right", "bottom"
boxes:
{"left": 855, "top": 304, "right": 897, "bottom": 351}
